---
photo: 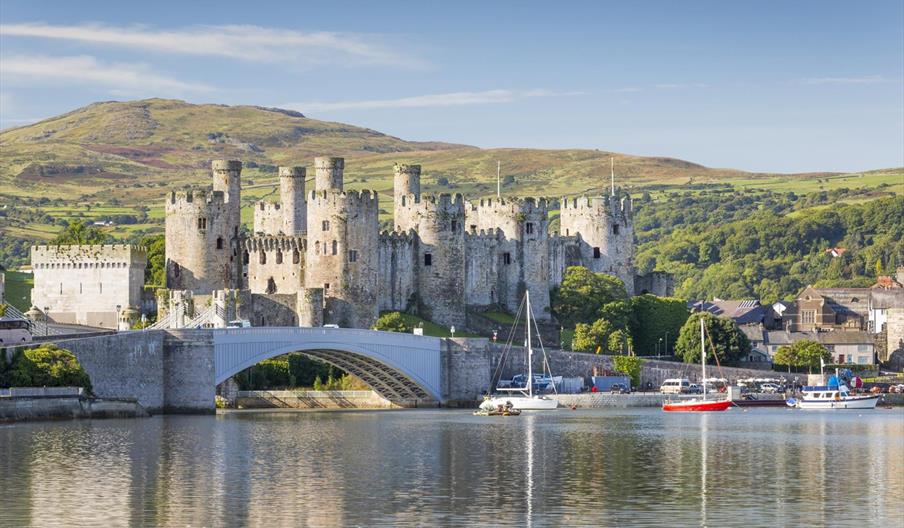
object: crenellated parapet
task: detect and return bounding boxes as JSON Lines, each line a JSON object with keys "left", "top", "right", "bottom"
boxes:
{"left": 243, "top": 235, "right": 306, "bottom": 253}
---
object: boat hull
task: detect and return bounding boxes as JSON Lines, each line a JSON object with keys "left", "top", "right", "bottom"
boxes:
{"left": 662, "top": 399, "right": 732, "bottom": 412}
{"left": 789, "top": 395, "right": 880, "bottom": 410}
{"left": 486, "top": 396, "right": 559, "bottom": 410}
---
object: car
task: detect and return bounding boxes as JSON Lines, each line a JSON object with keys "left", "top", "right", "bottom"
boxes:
{"left": 660, "top": 379, "right": 691, "bottom": 394}
{"left": 226, "top": 320, "right": 251, "bottom": 328}
{"left": 323, "top": 324, "right": 340, "bottom": 329}
{"left": 687, "top": 384, "right": 703, "bottom": 394}
{"left": 760, "top": 383, "right": 782, "bottom": 394}
{"left": 609, "top": 383, "right": 631, "bottom": 394}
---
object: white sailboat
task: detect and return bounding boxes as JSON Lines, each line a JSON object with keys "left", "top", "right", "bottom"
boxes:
{"left": 483, "top": 291, "right": 558, "bottom": 411}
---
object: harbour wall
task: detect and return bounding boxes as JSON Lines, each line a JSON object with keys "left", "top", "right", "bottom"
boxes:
{"left": 0, "top": 396, "right": 148, "bottom": 422}
{"left": 234, "top": 390, "right": 396, "bottom": 409}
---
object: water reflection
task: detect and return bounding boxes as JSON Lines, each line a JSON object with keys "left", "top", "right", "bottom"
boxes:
{"left": 1, "top": 409, "right": 902, "bottom": 527}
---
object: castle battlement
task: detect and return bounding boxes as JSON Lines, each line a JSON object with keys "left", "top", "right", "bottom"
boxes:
{"left": 31, "top": 244, "right": 148, "bottom": 267}
{"left": 468, "top": 196, "right": 551, "bottom": 217}
{"left": 464, "top": 228, "right": 502, "bottom": 239}
{"left": 560, "top": 194, "right": 633, "bottom": 217}
{"left": 243, "top": 235, "right": 306, "bottom": 253}
{"left": 256, "top": 201, "right": 282, "bottom": 211}
{"left": 396, "top": 192, "right": 464, "bottom": 210}
{"left": 166, "top": 189, "right": 227, "bottom": 209}
{"left": 307, "top": 189, "right": 379, "bottom": 207}
{"left": 379, "top": 229, "right": 418, "bottom": 244}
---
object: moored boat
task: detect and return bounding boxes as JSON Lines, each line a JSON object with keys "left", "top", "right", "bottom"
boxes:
{"left": 786, "top": 370, "right": 880, "bottom": 410}
{"left": 663, "top": 317, "right": 730, "bottom": 412}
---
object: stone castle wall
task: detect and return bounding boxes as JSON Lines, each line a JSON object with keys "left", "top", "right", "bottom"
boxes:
{"left": 160, "top": 157, "right": 638, "bottom": 331}
{"left": 31, "top": 244, "right": 146, "bottom": 328}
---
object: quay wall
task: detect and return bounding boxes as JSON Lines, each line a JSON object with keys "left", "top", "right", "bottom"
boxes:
{"left": 0, "top": 397, "right": 148, "bottom": 422}
{"left": 235, "top": 390, "right": 396, "bottom": 409}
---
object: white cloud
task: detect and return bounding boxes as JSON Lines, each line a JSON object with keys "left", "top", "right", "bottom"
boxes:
{"left": 287, "top": 89, "right": 584, "bottom": 113}
{"left": 0, "top": 22, "right": 425, "bottom": 69}
{"left": 800, "top": 75, "right": 893, "bottom": 85}
{"left": 0, "top": 55, "right": 212, "bottom": 94}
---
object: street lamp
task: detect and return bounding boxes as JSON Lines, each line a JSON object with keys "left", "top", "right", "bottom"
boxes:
{"left": 658, "top": 337, "right": 663, "bottom": 358}
{"left": 43, "top": 306, "right": 49, "bottom": 336}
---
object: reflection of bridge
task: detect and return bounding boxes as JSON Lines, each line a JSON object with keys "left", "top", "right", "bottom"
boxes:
{"left": 214, "top": 328, "right": 442, "bottom": 402}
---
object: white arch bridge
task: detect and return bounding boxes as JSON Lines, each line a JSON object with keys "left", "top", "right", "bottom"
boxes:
{"left": 214, "top": 328, "right": 443, "bottom": 403}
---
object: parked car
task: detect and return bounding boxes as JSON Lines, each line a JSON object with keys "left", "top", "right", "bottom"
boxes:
{"left": 660, "top": 379, "right": 691, "bottom": 394}
{"left": 609, "top": 383, "right": 631, "bottom": 394}
{"left": 687, "top": 383, "right": 703, "bottom": 394}
{"left": 760, "top": 383, "right": 782, "bottom": 394}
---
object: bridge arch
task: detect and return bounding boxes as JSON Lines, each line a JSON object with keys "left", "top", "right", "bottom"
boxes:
{"left": 214, "top": 328, "right": 443, "bottom": 403}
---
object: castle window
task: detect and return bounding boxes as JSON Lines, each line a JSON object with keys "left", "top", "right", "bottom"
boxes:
{"left": 593, "top": 247, "right": 601, "bottom": 259}
{"left": 332, "top": 240, "right": 338, "bottom": 255}
{"left": 243, "top": 251, "right": 249, "bottom": 264}
{"left": 198, "top": 217, "right": 207, "bottom": 230}
{"left": 322, "top": 220, "right": 330, "bottom": 231}
{"left": 276, "top": 251, "right": 283, "bottom": 264}
{"left": 216, "top": 237, "right": 224, "bottom": 250}
{"left": 424, "top": 253, "right": 433, "bottom": 266}
{"left": 266, "top": 277, "right": 277, "bottom": 294}
{"left": 173, "top": 263, "right": 181, "bottom": 277}
{"left": 99, "top": 283, "right": 102, "bottom": 294}
{"left": 401, "top": 196, "right": 406, "bottom": 206}
{"left": 526, "top": 222, "right": 534, "bottom": 235}
{"left": 315, "top": 241, "right": 321, "bottom": 255}
{"left": 470, "top": 224, "right": 477, "bottom": 232}
{"left": 260, "top": 252, "right": 267, "bottom": 265}
{"left": 293, "top": 250, "right": 300, "bottom": 264}
{"left": 613, "top": 224, "right": 620, "bottom": 235}
{"left": 79, "top": 283, "right": 82, "bottom": 294}
{"left": 349, "top": 250, "right": 358, "bottom": 263}
{"left": 503, "top": 252, "right": 511, "bottom": 265}
{"left": 324, "top": 283, "right": 330, "bottom": 291}
{"left": 451, "top": 220, "right": 458, "bottom": 232}
{"left": 60, "top": 283, "right": 63, "bottom": 294}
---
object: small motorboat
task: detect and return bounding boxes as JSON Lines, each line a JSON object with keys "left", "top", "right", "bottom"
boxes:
{"left": 474, "top": 399, "right": 522, "bottom": 416}
{"left": 786, "top": 370, "right": 880, "bottom": 410}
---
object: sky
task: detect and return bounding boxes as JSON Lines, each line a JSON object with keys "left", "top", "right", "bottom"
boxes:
{"left": 0, "top": 0, "right": 902, "bottom": 173}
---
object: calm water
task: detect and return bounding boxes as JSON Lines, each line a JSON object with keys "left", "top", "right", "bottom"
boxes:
{"left": 1, "top": 408, "right": 903, "bottom": 527}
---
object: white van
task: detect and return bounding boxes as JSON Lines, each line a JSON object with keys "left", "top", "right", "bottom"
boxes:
{"left": 660, "top": 378, "right": 691, "bottom": 394}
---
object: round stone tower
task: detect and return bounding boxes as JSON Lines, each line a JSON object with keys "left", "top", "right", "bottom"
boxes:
{"left": 314, "top": 157, "right": 344, "bottom": 191}
{"left": 465, "top": 197, "right": 551, "bottom": 318}
{"left": 279, "top": 166, "right": 307, "bottom": 235}
{"left": 394, "top": 191, "right": 466, "bottom": 326}
{"left": 305, "top": 187, "right": 380, "bottom": 328}
{"left": 212, "top": 160, "right": 242, "bottom": 236}
{"left": 559, "top": 194, "right": 634, "bottom": 294}
{"left": 393, "top": 163, "right": 421, "bottom": 207}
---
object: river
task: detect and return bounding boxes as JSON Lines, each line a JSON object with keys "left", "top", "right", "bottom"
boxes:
{"left": 1, "top": 408, "right": 902, "bottom": 527}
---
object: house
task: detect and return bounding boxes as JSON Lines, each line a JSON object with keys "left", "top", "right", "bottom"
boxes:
{"left": 825, "top": 247, "right": 847, "bottom": 258}
{"left": 814, "top": 331, "right": 875, "bottom": 365}
{"left": 738, "top": 324, "right": 771, "bottom": 364}
{"left": 781, "top": 286, "right": 870, "bottom": 332}
{"left": 762, "top": 330, "right": 813, "bottom": 359}
{"left": 690, "top": 299, "right": 765, "bottom": 325}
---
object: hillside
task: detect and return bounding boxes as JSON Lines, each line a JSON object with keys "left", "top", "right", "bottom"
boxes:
{"left": 0, "top": 98, "right": 901, "bottom": 269}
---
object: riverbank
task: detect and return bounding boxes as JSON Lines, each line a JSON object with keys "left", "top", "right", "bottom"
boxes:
{"left": 234, "top": 390, "right": 404, "bottom": 409}
{"left": 0, "top": 395, "right": 149, "bottom": 422}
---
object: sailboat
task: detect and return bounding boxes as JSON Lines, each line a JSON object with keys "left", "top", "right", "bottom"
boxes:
{"left": 482, "top": 291, "right": 559, "bottom": 411}
{"left": 662, "top": 318, "right": 732, "bottom": 412}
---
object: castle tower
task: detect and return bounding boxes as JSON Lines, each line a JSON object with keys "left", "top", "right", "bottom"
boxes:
{"left": 305, "top": 181, "right": 380, "bottom": 328}
{"left": 465, "top": 197, "right": 552, "bottom": 318}
{"left": 279, "top": 166, "right": 307, "bottom": 235}
{"left": 394, "top": 191, "right": 466, "bottom": 326}
{"left": 559, "top": 194, "right": 635, "bottom": 294}
{"left": 212, "top": 160, "right": 242, "bottom": 236}
{"left": 314, "top": 157, "right": 344, "bottom": 191}
{"left": 393, "top": 163, "right": 421, "bottom": 208}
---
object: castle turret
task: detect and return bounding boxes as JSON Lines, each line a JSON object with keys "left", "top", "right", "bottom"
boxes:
{"left": 314, "top": 157, "right": 344, "bottom": 191}
{"left": 212, "top": 160, "right": 242, "bottom": 235}
{"left": 394, "top": 192, "right": 466, "bottom": 326}
{"left": 393, "top": 163, "right": 421, "bottom": 207}
{"left": 305, "top": 185, "right": 380, "bottom": 328}
{"left": 280, "top": 166, "right": 307, "bottom": 235}
{"left": 559, "top": 194, "right": 635, "bottom": 294}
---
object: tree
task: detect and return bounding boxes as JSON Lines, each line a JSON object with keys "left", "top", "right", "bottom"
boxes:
{"left": 141, "top": 234, "right": 166, "bottom": 287}
{"left": 773, "top": 340, "right": 832, "bottom": 373}
{"left": 612, "top": 355, "right": 642, "bottom": 387}
{"left": 607, "top": 329, "right": 633, "bottom": 355}
{"left": 373, "top": 312, "right": 411, "bottom": 333}
{"left": 551, "top": 266, "right": 628, "bottom": 327}
{"left": 875, "top": 258, "right": 884, "bottom": 277}
{"left": 674, "top": 312, "right": 751, "bottom": 364}
{"left": 6, "top": 345, "right": 92, "bottom": 391}
{"left": 52, "top": 220, "right": 109, "bottom": 245}
{"left": 573, "top": 318, "right": 614, "bottom": 353}
{"left": 627, "top": 295, "right": 689, "bottom": 356}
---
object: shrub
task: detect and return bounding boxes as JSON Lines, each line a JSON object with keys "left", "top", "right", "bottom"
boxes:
{"left": 373, "top": 312, "right": 411, "bottom": 333}
{"left": 612, "top": 355, "right": 642, "bottom": 387}
{"left": 6, "top": 344, "right": 92, "bottom": 391}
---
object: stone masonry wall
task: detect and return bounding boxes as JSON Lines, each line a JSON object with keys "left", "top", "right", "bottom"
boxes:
{"left": 162, "top": 329, "right": 216, "bottom": 413}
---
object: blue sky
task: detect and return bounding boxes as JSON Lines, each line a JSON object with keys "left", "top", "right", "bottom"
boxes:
{"left": 0, "top": 0, "right": 902, "bottom": 173}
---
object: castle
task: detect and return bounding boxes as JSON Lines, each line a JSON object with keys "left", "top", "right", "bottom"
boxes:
{"left": 161, "top": 158, "right": 662, "bottom": 329}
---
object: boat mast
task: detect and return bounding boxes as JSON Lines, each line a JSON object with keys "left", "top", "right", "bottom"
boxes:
{"left": 526, "top": 290, "right": 533, "bottom": 398}
{"left": 700, "top": 318, "right": 707, "bottom": 401}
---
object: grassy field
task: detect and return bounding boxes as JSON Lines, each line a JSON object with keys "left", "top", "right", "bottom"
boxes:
{"left": 393, "top": 313, "right": 480, "bottom": 338}
{"left": 3, "top": 271, "right": 33, "bottom": 311}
